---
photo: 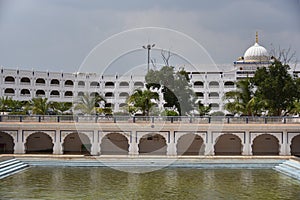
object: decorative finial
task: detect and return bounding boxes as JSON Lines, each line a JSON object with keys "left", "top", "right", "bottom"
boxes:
{"left": 256, "top": 31, "right": 258, "bottom": 43}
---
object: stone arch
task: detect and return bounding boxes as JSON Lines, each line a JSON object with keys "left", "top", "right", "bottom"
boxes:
{"left": 5, "top": 76, "right": 15, "bottom": 83}
{"left": 119, "top": 92, "right": 129, "bottom": 98}
{"left": 105, "top": 82, "right": 115, "bottom": 87}
{"left": 20, "top": 77, "right": 30, "bottom": 84}
{"left": 194, "top": 81, "right": 204, "bottom": 87}
{"left": 25, "top": 132, "right": 53, "bottom": 154}
{"left": 252, "top": 134, "right": 279, "bottom": 155}
{"left": 214, "top": 134, "right": 242, "bottom": 155}
{"left": 290, "top": 134, "right": 300, "bottom": 156}
{"left": 63, "top": 132, "right": 91, "bottom": 155}
{"left": 36, "top": 90, "right": 45, "bottom": 97}
{"left": 50, "top": 79, "right": 59, "bottom": 85}
{"left": 78, "top": 81, "right": 85, "bottom": 86}
{"left": 78, "top": 91, "right": 84, "bottom": 97}
{"left": 134, "top": 82, "right": 144, "bottom": 88}
{"left": 119, "top": 82, "right": 129, "bottom": 87}
{"left": 176, "top": 133, "right": 205, "bottom": 155}
{"left": 0, "top": 132, "right": 14, "bottom": 154}
{"left": 20, "top": 89, "right": 30, "bottom": 95}
{"left": 138, "top": 133, "right": 167, "bottom": 155}
{"left": 50, "top": 90, "right": 60, "bottom": 96}
{"left": 100, "top": 133, "right": 129, "bottom": 155}
{"left": 4, "top": 88, "right": 14, "bottom": 95}
{"left": 90, "top": 81, "right": 100, "bottom": 87}
{"left": 65, "top": 80, "right": 74, "bottom": 86}
{"left": 64, "top": 91, "right": 73, "bottom": 97}
{"left": 209, "top": 81, "right": 219, "bottom": 87}
{"left": 36, "top": 78, "right": 46, "bottom": 84}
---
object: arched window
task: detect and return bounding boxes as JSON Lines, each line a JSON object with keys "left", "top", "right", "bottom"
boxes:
{"left": 5, "top": 76, "right": 15, "bottom": 83}
{"left": 224, "top": 81, "right": 235, "bottom": 88}
{"left": 195, "top": 92, "right": 204, "bottom": 98}
{"left": 36, "top": 78, "right": 46, "bottom": 85}
{"left": 105, "top": 92, "right": 114, "bottom": 97}
{"left": 65, "top": 91, "right": 73, "bottom": 97}
{"left": 209, "top": 81, "right": 219, "bottom": 88}
{"left": 119, "top": 82, "right": 129, "bottom": 87}
{"left": 4, "top": 88, "right": 14, "bottom": 95}
{"left": 119, "top": 92, "right": 129, "bottom": 98}
{"left": 90, "top": 81, "right": 100, "bottom": 87}
{"left": 134, "top": 82, "right": 144, "bottom": 88}
{"left": 209, "top": 92, "right": 219, "bottom": 98}
{"left": 20, "top": 89, "right": 30, "bottom": 96}
{"left": 78, "top": 81, "right": 85, "bottom": 87}
{"left": 65, "top": 80, "right": 74, "bottom": 86}
{"left": 36, "top": 90, "right": 45, "bottom": 97}
{"left": 105, "top": 82, "right": 115, "bottom": 88}
{"left": 50, "top": 90, "right": 60, "bottom": 96}
{"left": 20, "top": 77, "right": 30, "bottom": 84}
{"left": 194, "top": 81, "right": 204, "bottom": 87}
{"left": 50, "top": 79, "right": 59, "bottom": 85}
{"left": 78, "top": 92, "right": 84, "bottom": 97}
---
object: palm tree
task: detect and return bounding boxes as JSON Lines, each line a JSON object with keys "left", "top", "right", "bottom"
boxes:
{"left": 29, "top": 98, "right": 51, "bottom": 115}
{"left": 50, "top": 102, "right": 72, "bottom": 115}
{"left": 223, "top": 79, "right": 255, "bottom": 115}
{"left": 128, "top": 89, "right": 159, "bottom": 116}
{"left": 74, "top": 93, "right": 105, "bottom": 115}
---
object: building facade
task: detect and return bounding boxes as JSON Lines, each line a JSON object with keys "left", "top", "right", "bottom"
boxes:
{"left": 0, "top": 33, "right": 276, "bottom": 113}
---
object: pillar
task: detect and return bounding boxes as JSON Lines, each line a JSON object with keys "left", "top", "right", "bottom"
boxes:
{"left": 242, "top": 131, "right": 251, "bottom": 155}
{"left": 91, "top": 130, "right": 100, "bottom": 156}
{"left": 167, "top": 131, "right": 176, "bottom": 156}
{"left": 280, "top": 131, "right": 288, "bottom": 156}
{"left": 53, "top": 129, "right": 63, "bottom": 154}
{"left": 14, "top": 129, "right": 25, "bottom": 154}
{"left": 204, "top": 131, "right": 214, "bottom": 155}
{"left": 129, "top": 131, "right": 138, "bottom": 156}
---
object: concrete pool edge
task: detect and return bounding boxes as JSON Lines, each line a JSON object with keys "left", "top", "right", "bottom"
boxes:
{"left": 4, "top": 154, "right": 294, "bottom": 168}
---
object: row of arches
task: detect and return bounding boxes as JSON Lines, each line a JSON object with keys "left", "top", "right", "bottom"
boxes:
{"left": 4, "top": 76, "right": 145, "bottom": 88}
{"left": 193, "top": 81, "right": 235, "bottom": 88}
{"left": 1, "top": 132, "right": 299, "bottom": 156}
{"left": 5, "top": 89, "right": 130, "bottom": 99}
{"left": 195, "top": 92, "right": 220, "bottom": 98}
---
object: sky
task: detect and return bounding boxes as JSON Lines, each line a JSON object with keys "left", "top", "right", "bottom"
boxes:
{"left": 0, "top": 0, "right": 299, "bottom": 74}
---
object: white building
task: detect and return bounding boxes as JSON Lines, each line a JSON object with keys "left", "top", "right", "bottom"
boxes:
{"left": 0, "top": 33, "right": 277, "bottom": 113}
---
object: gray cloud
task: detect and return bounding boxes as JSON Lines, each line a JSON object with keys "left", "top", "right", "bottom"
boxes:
{"left": 0, "top": 0, "right": 299, "bottom": 73}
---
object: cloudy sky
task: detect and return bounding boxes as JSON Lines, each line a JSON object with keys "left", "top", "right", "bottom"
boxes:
{"left": 0, "top": 0, "right": 299, "bottom": 74}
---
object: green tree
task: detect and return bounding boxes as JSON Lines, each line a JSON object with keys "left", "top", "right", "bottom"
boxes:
{"left": 223, "top": 79, "right": 255, "bottom": 115}
{"left": 145, "top": 66, "right": 195, "bottom": 115}
{"left": 127, "top": 89, "right": 159, "bottom": 116}
{"left": 198, "top": 101, "right": 211, "bottom": 116}
{"left": 74, "top": 93, "right": 105, "bottom": 115}
{"left": 0, "top": 97, "right": 27, "bottom": 114}
{"left": 252, "top": 60, "right": 297, "bottom": 116}
{"left": 29, "top": 98, "right": 51, "bottom": 115}
{"left": 50, "top": 102, "right": 72, "bottom": 115}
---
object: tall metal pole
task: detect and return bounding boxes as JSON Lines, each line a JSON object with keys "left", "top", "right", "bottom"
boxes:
{"left": 143, "top": 44, "right": 155, "bottom": 72}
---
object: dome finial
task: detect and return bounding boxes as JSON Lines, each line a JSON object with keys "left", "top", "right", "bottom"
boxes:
{"left": 256, "top": 31, "right": 258, "bottom": 43}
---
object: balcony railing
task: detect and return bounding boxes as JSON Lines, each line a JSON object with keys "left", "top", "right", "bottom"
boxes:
{"left": 0, "top": 115, "right": 300, "bottom": 124}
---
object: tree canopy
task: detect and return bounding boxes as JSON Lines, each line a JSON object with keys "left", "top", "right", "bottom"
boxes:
{"left": 145, "top": 66, "right": 195, "bottom": 115}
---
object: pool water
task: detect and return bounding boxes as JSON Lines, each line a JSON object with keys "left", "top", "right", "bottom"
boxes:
{"left": 0, "top": 167, "right": 299, "bottom": 200}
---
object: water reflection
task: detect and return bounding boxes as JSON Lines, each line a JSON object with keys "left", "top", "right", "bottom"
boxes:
{"left": 0, "top": 167, "right": 299, "bottom": 200}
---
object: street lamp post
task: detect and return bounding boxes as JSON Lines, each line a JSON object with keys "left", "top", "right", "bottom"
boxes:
{"left": 143, "top": 44, "right": 155, "bottom": 72}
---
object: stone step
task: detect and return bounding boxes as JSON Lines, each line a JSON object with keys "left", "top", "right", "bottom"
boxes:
{"left": 0, "top": 159, "right": 20, "bottom": 169}
{"left": 0, "top": 158, "right": 17, "bottom": 166}
{"left": 0, "top": 159, "right": 29, "bottom": 179}
{"left": 274, "top": 159, "right": 300, "bottom": 181}
{"left": 284, "top": 160, "right": 300, "bottom": 170}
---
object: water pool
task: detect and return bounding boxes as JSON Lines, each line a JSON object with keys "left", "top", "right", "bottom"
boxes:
{"left": 0, "top": 167, "right": 299, "bottom": 200}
